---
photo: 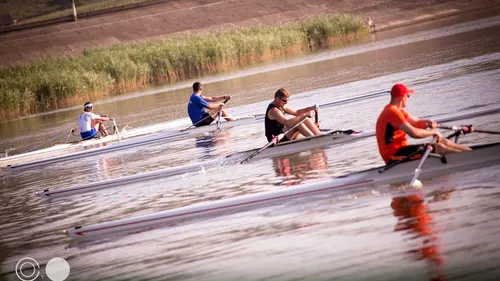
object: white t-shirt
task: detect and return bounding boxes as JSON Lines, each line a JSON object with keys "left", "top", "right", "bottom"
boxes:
{"left": 78, "top": 112, "right": 98, "bottom": 132}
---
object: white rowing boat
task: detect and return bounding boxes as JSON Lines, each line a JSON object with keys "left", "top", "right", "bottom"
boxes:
{"left": 3, "top": 90, "right": 395, "bottom": 169}
{"left": 12, "top": 105, "right": 500, "bottom": 171}
{"left": 63, "top": 141, "right": 500, "bottom": 239}
{"left": 35, "top": 105, "right": 500, "bottom": 198}
{"left": 0, "top": 119, "right": 192, "bottom": 167}
{"left": 4, "top": 115, "right": 260, "bottom": 169}
{"left": 35, "top": 130, "right": 365, "bottom": 198}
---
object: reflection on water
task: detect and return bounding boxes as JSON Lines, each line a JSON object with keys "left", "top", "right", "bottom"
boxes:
{"left": 391, "top": 189, "right": 454, "bottom": 281}
{"left": 272, "top": 148, "right": 330, "bottom": 186}
{"left": 2, "top": 11, "right": 500, "bottom": 281}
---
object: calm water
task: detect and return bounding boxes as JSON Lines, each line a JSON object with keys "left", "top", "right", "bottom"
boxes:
{"left": 1, "top": 12, "right": 500, "bottom": 281}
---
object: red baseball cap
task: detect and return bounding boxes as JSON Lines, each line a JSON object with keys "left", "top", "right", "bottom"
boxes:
{"left": 391, "top": 83, "right": 415, "bottom": 97}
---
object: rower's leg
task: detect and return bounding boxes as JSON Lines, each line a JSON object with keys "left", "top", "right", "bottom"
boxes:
{"left": 283, "top": 119, "right": 315, "bottom": 139}
{"left": 435, "top": 141, "right": 469, "bottom": 154}
{"left": 221, "top": 109, "right": 235, "bottom": 121}
{"left": 95, "top": 121, "right": 108, "bottom": 136}
{"left": 296, "top": 123, "right": 315, "bottom": 137}
{"left": 285, "top": 130, "right": 302, "bottom": 140}
{"left": 91, "top": 120, "right": 105, "bottom": 137}
{"left": 440, "top": 139, "right": 472, "bottom": 152}
{"left": 303, "top": 118, "right": 321, "bottom": 135}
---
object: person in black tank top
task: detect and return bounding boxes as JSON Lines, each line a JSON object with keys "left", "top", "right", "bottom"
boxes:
{"left": 264, "top": 88, "right": 322, "bottom": 143}
{"left": 265, "top": 103, "right": 288, "bottom": 142}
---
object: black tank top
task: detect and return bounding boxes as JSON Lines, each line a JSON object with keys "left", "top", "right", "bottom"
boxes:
{"left": 265, "top": 103, "right": 285, "bottom": 142}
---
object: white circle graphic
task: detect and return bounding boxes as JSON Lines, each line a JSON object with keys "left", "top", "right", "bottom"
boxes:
{"left": 45, "top": 257, "right": 71, "bottom": 281}
{"left": 15, "top": 257, "right": 40, "bottom": 281}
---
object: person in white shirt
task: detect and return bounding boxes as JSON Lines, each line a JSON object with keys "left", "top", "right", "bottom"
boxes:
{"left": 78, "top": 102, "right": 112, "bottom": 140}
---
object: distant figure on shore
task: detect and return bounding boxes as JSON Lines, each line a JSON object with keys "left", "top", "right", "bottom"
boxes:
{"left": 365, "top": 16, "right": 375, "bottom": 32}
{"left": 187, "top": 82, "right": 235, "bottom": 127}
{"left": 78, "top": 102, "right": 113, "bottom": 140}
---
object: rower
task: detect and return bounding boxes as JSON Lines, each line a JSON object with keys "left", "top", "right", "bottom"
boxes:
{"left": 265, "top": 88, "right": 321, "bottom": 142}
{"left": 376, "top": 83, "right": 471, "bottom": 164}
{"left": 187, "top": 82, "right": 235, "bottom": 127}
{"left": 78, "top": 102, "right": 114, "bottom": 140}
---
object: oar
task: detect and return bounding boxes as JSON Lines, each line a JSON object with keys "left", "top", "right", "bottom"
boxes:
{"left": 215, "top": 105, "right": 223, "bottom": 130}
{"left": 438, "top": 124, "right": 500, "bottom": 135}
{"left": 181, "top": 99, "right": 229, "bottom": 132}
{"left": 112, "top": 118, "right": 122, "bottom": 141}
{"left": 314, "top": 104, "right": 319, "bottom": 127}
{"left": 239, "top": 117, "right": 309, "bottom": 164}
{"left": 319, "top": 90, "right": 390, "bottom": 109}
{"left": 409, "top": 136, "right": 438, "bottom": 187}
{"left": 27, "top": 127, "right": 76, "bottom": 152}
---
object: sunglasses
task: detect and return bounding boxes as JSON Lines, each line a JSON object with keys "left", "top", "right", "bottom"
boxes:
{"left": 279, "top": 97, "right": 288, "bottom": 103}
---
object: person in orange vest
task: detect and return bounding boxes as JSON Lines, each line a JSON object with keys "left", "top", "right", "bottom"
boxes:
{"left": 376, "top": 83, "right": 471, "bottom": 164}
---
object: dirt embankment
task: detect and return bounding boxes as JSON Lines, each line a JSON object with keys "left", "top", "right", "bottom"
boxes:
{"left": 1, "top": 0, "right": 499, "bottom": 67}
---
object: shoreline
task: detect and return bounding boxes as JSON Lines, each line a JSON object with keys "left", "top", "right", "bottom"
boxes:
{"left": 0, "top": 0, "right": 499, "bottom": 121}
{"left": 1, "top": 0, "right": 499, "bottom": 67}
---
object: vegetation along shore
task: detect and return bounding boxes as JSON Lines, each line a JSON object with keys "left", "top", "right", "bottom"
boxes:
{"left": 0, "top": 14, "right": 368, "bottom": 121}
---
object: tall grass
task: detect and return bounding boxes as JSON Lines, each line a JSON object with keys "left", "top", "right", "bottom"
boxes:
{"left": 0, "top": 14, "right": 368, "bottom": 120}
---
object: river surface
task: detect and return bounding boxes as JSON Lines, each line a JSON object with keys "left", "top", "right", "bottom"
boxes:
{"left": 1, "top": 9, "right": 500, "bottom": 281}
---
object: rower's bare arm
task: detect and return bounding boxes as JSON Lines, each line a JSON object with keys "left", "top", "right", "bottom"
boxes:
{"left": 399, "top": 122, "right": 438, "bottom": 139}
{"left": 407, "top": 113, "right": 437, "bottom": 129}
{"left": 203, "top": 95, "right": 228, "bottom": 102}
{"left": 283, "top": 105, "right": 298, "bottom": 116}
{"left": 269, "top": 108, "right": 288, "bottom": 124}
{"left": 295, "top": 105, "right": 316, "bottom": 115}
{"left": 206, "top": 103, "right": 224, "bottom": 110}
{"left": 202, "top": 95, "right": 214, "bottom": 102}
{"left": 95, "top": 116, "right": 111, "bottom": 122}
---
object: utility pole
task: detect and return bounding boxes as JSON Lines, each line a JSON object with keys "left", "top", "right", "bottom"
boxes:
{"left": 71, "top": 0, "right": 78, "bottom": 21}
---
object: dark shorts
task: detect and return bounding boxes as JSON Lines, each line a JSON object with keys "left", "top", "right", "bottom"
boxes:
{"left": 389, "top": 144, "right": 436, "bottom": 164}
{"left": 194, "top": 113, "right": 215, "bottom": 127}
{"left": 80, "top": 128, "right": 97, "bottom": 140}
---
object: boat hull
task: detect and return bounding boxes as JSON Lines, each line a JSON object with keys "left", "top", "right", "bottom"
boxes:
{"left": 6, "top": 116, "right": 259, "bottom": 169}
{"left": 36, "top": 130, "right": 369, "bottom": 198}
{"left": 64, "top": 142, "right": 500, "bottom": 238}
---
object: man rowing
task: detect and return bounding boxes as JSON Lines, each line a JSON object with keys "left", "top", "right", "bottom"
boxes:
{"left": 376, "top": 83, "right": 471, "bottom": 164}
{"left": 78, "top": 102, "right": 113, "bottom": 140}
{"left": 265, "top": 88, "right": 321, "bottom": 142}
{"left": 187, "top": 82, "right": 235, "bottom": 127}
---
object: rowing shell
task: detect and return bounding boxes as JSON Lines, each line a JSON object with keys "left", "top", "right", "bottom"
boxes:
{"left": 0, "top": 117, "right": 200, "bottom": 166}
{"left": 5, "top": 116, "right": 260, "bottom": 169}
{"left": 35, "top": 130, "right": 365, "bottom": 198}
{"left": 2, "top": 90, "right": 393, "bottom": 168}
{"left": 35, "top": 106, "right": 500, "bottom": 199}
{"left": 64, "top": 141, "right": 500, "bottom": 238}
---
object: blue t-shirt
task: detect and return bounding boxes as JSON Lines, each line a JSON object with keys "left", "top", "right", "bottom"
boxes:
{"left": 187, "top": 93, "right": 209, "bottom": 124}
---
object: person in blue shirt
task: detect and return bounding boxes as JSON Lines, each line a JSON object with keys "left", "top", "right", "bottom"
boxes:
{"left": 187, "top": 82, "right": 235, "bottom": 126}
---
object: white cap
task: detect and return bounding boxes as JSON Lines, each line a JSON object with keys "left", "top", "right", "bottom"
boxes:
{"left": 84, "top": 103, "right": 94, "bottom": 108}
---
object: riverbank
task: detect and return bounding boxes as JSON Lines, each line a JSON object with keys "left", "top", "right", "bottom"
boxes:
{"left": 0, "top": 14, "right": 367, "bottom": 121}
{"left": 1, "top": 0, "right": 499, "bottom": 121}
{"left": 1, "top": 0, "right": 499, "bottom": 67}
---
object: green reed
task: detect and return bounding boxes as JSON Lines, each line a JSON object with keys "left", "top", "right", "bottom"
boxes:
{"left": 0, "top": 14, "right": 368, "bottom": 120}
